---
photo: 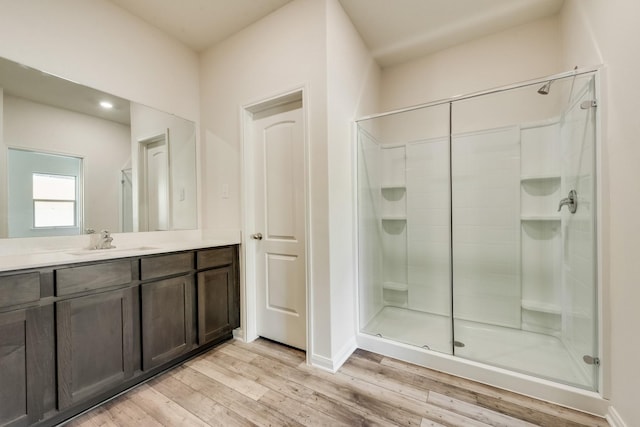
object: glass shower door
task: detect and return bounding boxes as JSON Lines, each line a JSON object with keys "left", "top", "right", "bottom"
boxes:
{"left": 450, "top": 72, "right": 599, "bottom": 390}
{"left": 558, "top": 74, "right": 599, "bottom": 390}
{"left": 357, "top": 105, "right": 453, "bottom": 354}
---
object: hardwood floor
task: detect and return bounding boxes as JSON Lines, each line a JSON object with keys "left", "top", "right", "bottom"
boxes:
{"left": 65, "top": 338, "right": 608, "bottom": 427}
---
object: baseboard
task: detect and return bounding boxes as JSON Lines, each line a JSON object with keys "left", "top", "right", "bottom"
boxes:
{"left": 310, "top": 338, "right": 357, "bottom": 373}
{"left": 606, "top": 406, "right": 628, "bottom": 427}
{"left": 309, "top": 353, "right": 336, "bottom": 372}
{"left": 333, "top": 337, "right": 358, "bottom": 370}
{"left": 232, "top": 328, "right": 245, "bottom": 341}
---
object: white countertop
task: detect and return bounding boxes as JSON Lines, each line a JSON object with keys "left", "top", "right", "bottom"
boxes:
{"left": 0, "top": 229, "right": 241, "bottom": 272}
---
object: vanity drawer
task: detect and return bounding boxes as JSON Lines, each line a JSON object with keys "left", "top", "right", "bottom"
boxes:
{"left": 140, "top": 252, "right": 194, "bottom": 280}
{"left": 0, "top": 272, "right": 40, "bottom": 308}
{"left": 56, "top": 261, "right": 133, "bottom": 296}
{"left": 197, "top": 247, "right": 234, "bottom": 270}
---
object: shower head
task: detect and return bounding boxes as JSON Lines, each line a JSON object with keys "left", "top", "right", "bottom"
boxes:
{"left": 537, "top": 80, "right": 553, "bottom": 95}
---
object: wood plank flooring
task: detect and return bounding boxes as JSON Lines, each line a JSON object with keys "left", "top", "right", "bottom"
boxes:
{"left": 65, "top": 338, "right": 608, "bottom": 427}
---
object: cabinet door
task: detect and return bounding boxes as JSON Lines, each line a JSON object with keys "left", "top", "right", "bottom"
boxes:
{"left": 141, "top": 275, "right": 194, "bottom": 370}
{"left": 197, "top": 265, "right": 239, "bottom": 345}
{"left": 56, "top": 288, "right": 134, "bottom": 410}
{"left": 0, "top": 310, "right": 32, "bottom": 427}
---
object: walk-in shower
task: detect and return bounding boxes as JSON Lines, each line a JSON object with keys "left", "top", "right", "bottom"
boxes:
{"left": 356, "top": 69, "right": 600, "bottom": 395}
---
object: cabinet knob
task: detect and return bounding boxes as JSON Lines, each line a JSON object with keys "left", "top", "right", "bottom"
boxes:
{"left": 250, "top": 232, "right": 263, "bottom": 240}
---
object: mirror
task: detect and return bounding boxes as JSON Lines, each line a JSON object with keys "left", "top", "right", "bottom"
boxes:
{"left": 0, "top": 56, "right": 197, "bottom": 238}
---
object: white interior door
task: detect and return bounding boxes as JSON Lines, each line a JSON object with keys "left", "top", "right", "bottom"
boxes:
{"left": 139, "top": 133, "right": 170, "bottom": 232}
{"left": 146, "top": 140, "right": 169, "bottom": 231}
{"left": 252, "top": 106, "right": 306, "bottom": 350}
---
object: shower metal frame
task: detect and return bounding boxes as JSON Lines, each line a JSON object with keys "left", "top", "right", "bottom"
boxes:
{"left": 353, "top": 65, "right": 607, "bottom": 405}
{"left": 357, "top": 65, "right": 601, "bottom": 122}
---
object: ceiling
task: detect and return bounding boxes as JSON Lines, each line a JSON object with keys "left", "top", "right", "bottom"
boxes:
{"left": 108, "top": 0, "right": 564, "bottom": 67}
{"left": 108, "top": 0, "right": 294, "bottom": 52}
{"left": 339, "top": 0, "right": 565, "bottom": 66}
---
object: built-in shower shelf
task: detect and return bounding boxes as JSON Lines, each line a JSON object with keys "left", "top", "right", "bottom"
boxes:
{"left": 520, "top": 174, "right": 560, "bottom": 182}
{"left": 383, "top": 281, "right": 408, "bottom": 292}
{"left": 381, "top": 216, "right": 407, "bottom": 221}
{"left": 522, "top": 299, "right": 562, "bottom": 314}
{"left": 381, "top": 185, "right": 406, "bottom": 191}
{"left": 520, "top": 215, "right": 560, "bottom": 221}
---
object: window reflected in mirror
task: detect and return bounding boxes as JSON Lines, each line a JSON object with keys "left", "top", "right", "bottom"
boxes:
{"left": 8, "top": 148, "right": 82, "bottom": 237}
{"left": 33, "top": 173, "right": 78, "bottom": 228}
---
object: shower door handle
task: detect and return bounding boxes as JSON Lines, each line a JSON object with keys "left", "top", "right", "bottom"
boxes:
{"left": 558, "top": 190, "right": 578, "bottom": 214}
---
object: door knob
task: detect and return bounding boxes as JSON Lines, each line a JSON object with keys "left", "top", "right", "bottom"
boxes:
{"left": 250, "top": 232, "right": 263, "bottom": 240}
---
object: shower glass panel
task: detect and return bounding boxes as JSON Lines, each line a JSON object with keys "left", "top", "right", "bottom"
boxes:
{"left": 357, "top": 104, "right": 453, "bottom": 354}
{"left": 450, "top": 73, "right": 598, "bottom": 390}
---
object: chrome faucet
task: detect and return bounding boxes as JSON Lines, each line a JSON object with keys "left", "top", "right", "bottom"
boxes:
{"left": 95, "top": 230, "right": 115, "bottom": 250}
{"left": 558, "top": 189, "right": 578, "bottom": 214}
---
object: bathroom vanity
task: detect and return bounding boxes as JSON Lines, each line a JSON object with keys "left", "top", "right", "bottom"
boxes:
{"left": 0, "top": 243, "right": 240, "bottom": 427}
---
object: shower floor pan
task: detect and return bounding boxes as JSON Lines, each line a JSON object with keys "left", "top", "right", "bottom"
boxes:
{"left": 362, "top": 306, "right": 591, "bottom": 389}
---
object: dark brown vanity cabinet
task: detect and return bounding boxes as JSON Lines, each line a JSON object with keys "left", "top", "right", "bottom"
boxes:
{"left": 0, "top": 244, "right": 239, "bottom": 427}
{"left": 197, "top": 246, "right": 240, "bottom": 345}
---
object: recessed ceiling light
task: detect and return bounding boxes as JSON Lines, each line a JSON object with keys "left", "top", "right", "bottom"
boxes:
{"left": 100, "top": 101, "right": 114, "bottom": 109}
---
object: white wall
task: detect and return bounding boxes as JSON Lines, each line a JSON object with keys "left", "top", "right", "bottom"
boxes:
{"left": 561, "top": 1, "right": 640, "bottom": 425}
{"left": 199, "top": 0, "right": 327, "bottom": 230}
{"left": 379, "top": 15, "right": 563, "bottom": 111}
{"left": 326, "top": 0, "right": 381, "bottom": 364}
{"left": 3, "top": 95, "right": 130, "bottom": 235}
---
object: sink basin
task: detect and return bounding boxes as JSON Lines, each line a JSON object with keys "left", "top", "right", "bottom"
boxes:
{"left": 67, "top": 246, "right": 160, "bottom": 256}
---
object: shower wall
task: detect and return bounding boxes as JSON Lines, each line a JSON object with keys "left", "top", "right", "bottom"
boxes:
{"left": 452, "top": 126, "right": 521, "bottom": 328}
{"left": 406, "top": 138, "right": 450, "bottom": 315}
{"left": 379, "top": 145, "right": 407, "bottom": 307}
{"left": 520, "top": 122, "right": 563, "bottom": 335}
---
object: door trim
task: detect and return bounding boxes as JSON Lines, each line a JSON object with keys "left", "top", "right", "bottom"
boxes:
{"left": 240, "top": 86, "right": 311, "bottom": 360}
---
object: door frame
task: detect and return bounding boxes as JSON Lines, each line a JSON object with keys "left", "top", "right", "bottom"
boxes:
{"left": 240, "top": 86, "right": 311, "bottom": 359}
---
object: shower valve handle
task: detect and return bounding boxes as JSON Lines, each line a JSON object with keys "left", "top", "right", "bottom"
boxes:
{"left": 558, "top": 190, "right": 578, "bottom": 214}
